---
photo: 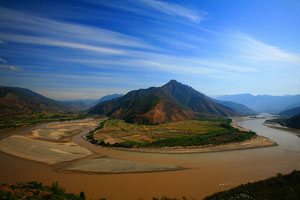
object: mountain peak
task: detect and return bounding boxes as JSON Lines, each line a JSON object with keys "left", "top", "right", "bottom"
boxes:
{"left": 166, "top": 79, "right": 179, "bottom": 85}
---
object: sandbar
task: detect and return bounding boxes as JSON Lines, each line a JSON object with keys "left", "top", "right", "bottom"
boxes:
{"left": 0, "top": 135, "right": 92, "bottom": 165}
{"left": 63, "top": 157, "right": 181, "bottom": 173}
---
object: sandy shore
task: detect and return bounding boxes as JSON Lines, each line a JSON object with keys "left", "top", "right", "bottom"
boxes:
{"left": 111, "top": 135, "right": 277, "bottom": 154}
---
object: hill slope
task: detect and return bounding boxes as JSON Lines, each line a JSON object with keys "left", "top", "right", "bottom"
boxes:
{"left": 97, "top": 94, "right": 123, "bottom": 103}
{"left": 204, "top": 170, "right": 300, "bottom": 200}
{"left": 279, "top": 106, "right": 300, "bottom": 117}
{"left": 89, "top": 80, "right": 237, "bottom": 124}
{"left": 285, "top": 114, "right": 300, "bottom": 129}
{"left": 216, "top": 94, "right": 300, "bottom": 113}
{"left": 0, "top": 86, "right": 78, "bottom": 121}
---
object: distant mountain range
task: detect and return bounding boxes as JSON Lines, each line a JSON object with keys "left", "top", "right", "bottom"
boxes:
{"left": 216, "top": 94, "right": 300, "bottom": 114}
{"left": 64, "top": 94, "right": 124, "bottom": 110}
{"left": 88, "top": 80, "right": 244, "bottom": 124}
{"left": 213, "top": 99, "right": 257, "bottom": 116}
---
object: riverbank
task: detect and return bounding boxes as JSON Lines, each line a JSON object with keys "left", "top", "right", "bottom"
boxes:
{"left": 264, "top": 121, "right": 300, "bottom": 137}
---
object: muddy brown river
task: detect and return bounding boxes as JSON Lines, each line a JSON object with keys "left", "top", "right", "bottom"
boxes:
{"left": 0, "top": 117, "right": 299, "bottom": 200}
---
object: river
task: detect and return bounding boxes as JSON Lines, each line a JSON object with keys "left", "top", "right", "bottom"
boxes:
{"left": 0, "top": 117, "right": 299, "bottom": 200}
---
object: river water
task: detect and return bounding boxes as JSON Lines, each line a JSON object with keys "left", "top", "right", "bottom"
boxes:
{"left": 0, "top": 117, "right": 299, "bottom": 200}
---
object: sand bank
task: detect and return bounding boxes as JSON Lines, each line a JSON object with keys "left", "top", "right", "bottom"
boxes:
{"left": 64, "top": 157, "right": 181, "bottom": 173}
{"left": 0, "top": 135, "right": 91, "bottom": 165}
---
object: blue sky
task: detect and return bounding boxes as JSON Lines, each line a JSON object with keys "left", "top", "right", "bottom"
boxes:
{"left": 0, "top": 0, "right": 299, "bottom": 100}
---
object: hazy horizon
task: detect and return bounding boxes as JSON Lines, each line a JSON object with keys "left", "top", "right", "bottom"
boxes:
{"left": 0, "top": 0, "right": 300, "bottom": 99}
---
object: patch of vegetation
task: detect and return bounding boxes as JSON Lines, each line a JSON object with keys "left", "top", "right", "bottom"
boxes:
{"left": 86, "top": 119, "right": 107, "bottom": 144}
{"left": 265, "top": 114, "right": 300, "bottom": 130}
{"left": 86, "top": 118, "right": 256, "bottom": 148}
{"left": 113, "top": 129, "right": 255, "bottom": 148}
{"left": 204, "top": 170, "right": 300, "bottom": 200}
{"left": 0, "top": 181, "right": 86, "bottom": 200}
{"left": 0, "top": 112, "right": 93, "bottom": 129}
{"left": 194, "top": 117, "right": 232, "bottom": 123}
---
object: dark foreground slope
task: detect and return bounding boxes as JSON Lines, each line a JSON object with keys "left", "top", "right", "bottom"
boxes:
{"left": 89, "top": 80, "right": 237, "bottom": 124}
{"left": 204, "top": 170, "right": 300, "bottom": 200}
{"left": 0, "top": 181, "right": 86, "bottom": 200}
{"left": 267, "top": 114, "right": 300, "bottom": 130}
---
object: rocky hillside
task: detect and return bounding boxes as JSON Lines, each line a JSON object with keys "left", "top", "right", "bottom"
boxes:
{"left": 89, "top": 80, "right": 238, "bottom": 124}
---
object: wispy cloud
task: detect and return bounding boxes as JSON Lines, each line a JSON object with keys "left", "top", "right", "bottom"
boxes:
{"left": 136, "top": 0, "right": 204, "bottom": 23}
{"left": 0, "top": 34, "right": 126, "bottom": 55}
{"left": 88, "top": 0, "right": 205, "bottom": 23}
{"left": 64, "top": 54, "right": 256, "bottom": 77}
{"left": 0, "top": 64, "right": 22, "bottom": 71}
{"left": 234, "top": 34, "right": 300, "bottom": 64}
{"left": 0, "top": 7, "right": 155, "bottom": 50}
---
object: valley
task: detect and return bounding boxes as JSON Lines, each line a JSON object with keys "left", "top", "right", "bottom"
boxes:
{"left": 0, "top": 81, "right": 298, "bottom": 199}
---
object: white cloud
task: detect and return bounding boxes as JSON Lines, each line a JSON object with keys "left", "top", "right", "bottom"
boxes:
{"left": 137, "top": 0, "right": 204, "bottom": 23}
{"left": 0, "top": 64, "right": 22, "bottom": 71}
{"left": 235, "top": 34, "right": 300, "bottom": 64}
{"left": 88, "top": 0, "right": 204, "bottom": 23}
{"left": 0, "top": 7, "right": 154, "bottom": 50}
{"left": 0, "top": 34, "right": 125, "bottom": 55}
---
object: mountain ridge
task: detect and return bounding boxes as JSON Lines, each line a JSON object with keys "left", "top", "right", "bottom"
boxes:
{"left": 88, "top": 80, "right": 238, "bottom": 124}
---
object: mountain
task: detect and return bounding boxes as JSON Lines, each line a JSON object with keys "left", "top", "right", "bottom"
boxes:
{"left": 88, "top": 80, "right": 237, "bottom": 124}
{"left": 279, "top": 106, "right": 300, "bottom": 117}
{"left": 216, "top": 94, "right": 300, "bottom": 113}
{"left": 213, "top": 99, "right": 257, "bottom": 116}
{"left": 96, "top": 94, "right": 123, "bottom": 103}
{"left": 0, "top": 86, "right": 80, "bottom": 121}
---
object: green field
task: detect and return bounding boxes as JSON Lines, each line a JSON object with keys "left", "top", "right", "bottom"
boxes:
{"left": 87, "top": 118, "right": 256, "bottom": 148}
